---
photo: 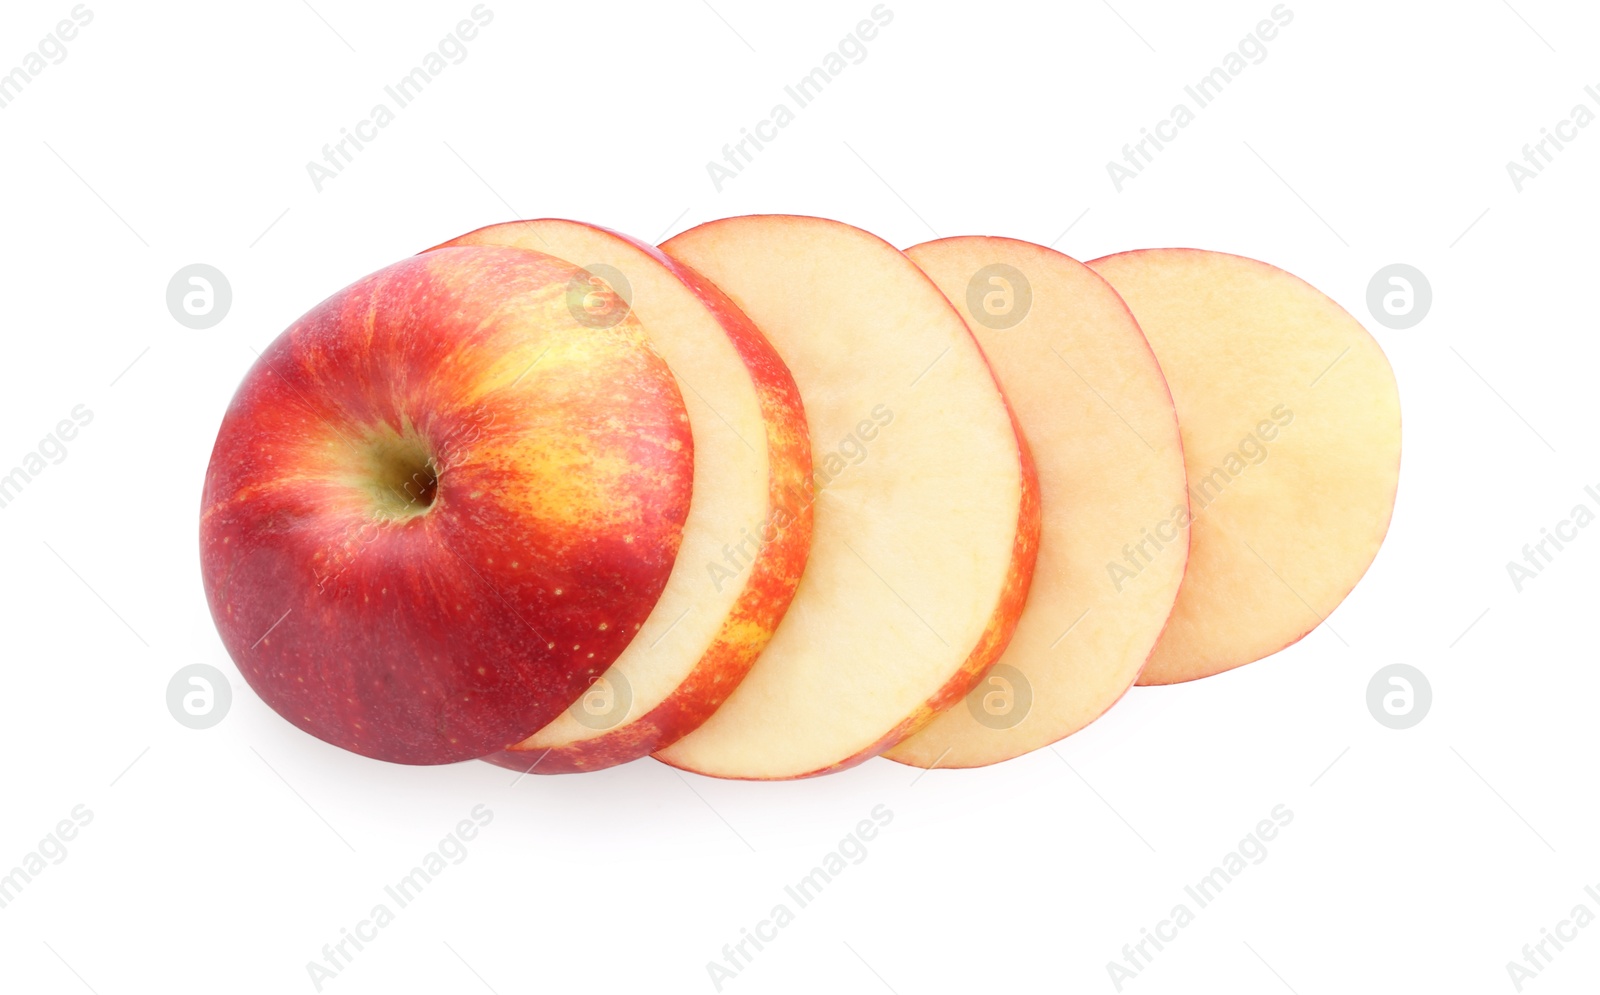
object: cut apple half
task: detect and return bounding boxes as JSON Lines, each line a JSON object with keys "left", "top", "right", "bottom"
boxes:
{"left": 654, "top": 215, "right": 1040, "bottom": 780}
{"left": 432, "top": 220, "right": 814, "bottom": 773}
{"left": 1087, "top": 248, "right": 1401, "bottom": 683}
{"left": 887, "top": 237, "right": 1189, "bottom": 769}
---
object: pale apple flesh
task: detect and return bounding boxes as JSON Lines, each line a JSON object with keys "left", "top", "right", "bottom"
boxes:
{"left": 655, "top": 215, "right": 1040, "bottom": 780}
{"left": 434, "top": 220, "right": 813, "bottom": 774}
{"left": 200, "top": 247, "right": 693, "bottom": 764}
{"left": 888, "top": 237, "right": 1189, "bottom": 769}
{"left": 1087, "top": 248, "right": 1401, "bottom": 684}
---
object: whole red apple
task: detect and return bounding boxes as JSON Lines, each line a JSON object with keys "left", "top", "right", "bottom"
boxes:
{"left": 200, "top": 246, "right": 693, "bottom": 764}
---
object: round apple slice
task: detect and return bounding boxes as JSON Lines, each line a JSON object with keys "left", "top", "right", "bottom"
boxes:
{"left": 655, "top": 215, "right": 1040, "bottom": 780}
{"left": 1087, "top": 248, "right": 1401, "bottom": 683}
{"left": 200, "top": 246, "right": 693, "bottom": 764}
{"left": 886, "top": 237, "right": 1189, "bottom": 769}
{"left": 432, "top": 220, "right": 813, "bottom": 773}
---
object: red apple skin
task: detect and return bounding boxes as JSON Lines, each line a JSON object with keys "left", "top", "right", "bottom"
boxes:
{"left": 199, "top": 246, "right": 693, "bottom": 765}
{"left": 440, "top": 223, "right": 814, "bottom": 775}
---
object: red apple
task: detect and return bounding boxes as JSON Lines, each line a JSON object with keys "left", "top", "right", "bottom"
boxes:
{"left": 199, "top": 246, "right": 694, "bottom": 764}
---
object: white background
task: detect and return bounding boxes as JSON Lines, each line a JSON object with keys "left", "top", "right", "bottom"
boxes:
{"left": 1, "top": 1, "right": 1597, "bottom": 992}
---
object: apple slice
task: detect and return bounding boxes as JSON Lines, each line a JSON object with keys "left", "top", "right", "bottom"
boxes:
{"left": 1087, "top": 249, "right": 1401, "bottom": 683}
{"left": 886, "top": 237, "right": 1189, "bottom": 769}
{"left": 654, "top": 215, "right": 1040, "bottom": 780}
{"left": 433, "top": 220, "right": 813, "bottom": 773}
{"left": 200, "top": 246, "right": 694, "bottom": 764}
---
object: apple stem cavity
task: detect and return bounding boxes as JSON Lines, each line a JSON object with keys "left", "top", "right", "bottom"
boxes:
{"left": 357, "top": 428, "right": 440, "bottom": 519}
